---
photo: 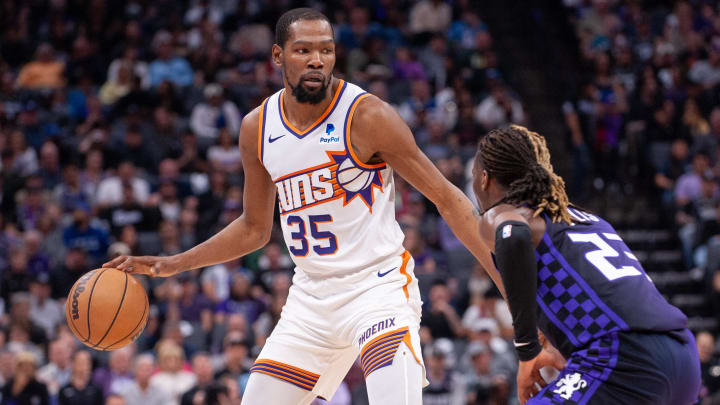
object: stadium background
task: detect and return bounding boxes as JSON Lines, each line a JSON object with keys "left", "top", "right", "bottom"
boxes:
{"left": 1, "top": 0, "right": 720, "bottom": 404}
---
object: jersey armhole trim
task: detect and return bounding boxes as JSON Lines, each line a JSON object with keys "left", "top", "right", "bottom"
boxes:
{"left": 257, "top": 97, "right": 269, "bottom": 164}
{"left": 344, "top": 93, "right": 387, "bottom": 170}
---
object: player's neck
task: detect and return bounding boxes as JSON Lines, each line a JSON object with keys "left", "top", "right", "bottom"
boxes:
{"left": 282, "top": 78, "right": 340, "bottom": 131}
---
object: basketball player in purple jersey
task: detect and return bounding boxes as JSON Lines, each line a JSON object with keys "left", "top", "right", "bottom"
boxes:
{"left": 473, "top": 125, "right": 701, "bottom": 404}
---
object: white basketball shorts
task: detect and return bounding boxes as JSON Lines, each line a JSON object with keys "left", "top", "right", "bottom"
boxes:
{"left": 249, "top": 250, "right": 427, "bottom": 400}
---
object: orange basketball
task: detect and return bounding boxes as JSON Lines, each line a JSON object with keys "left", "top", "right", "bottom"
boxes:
{"left": 65, "top": 268, "right": 149, "bottom": 351}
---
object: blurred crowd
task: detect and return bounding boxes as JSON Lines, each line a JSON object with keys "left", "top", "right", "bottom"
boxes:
{"left": 562, "top": 0, "right": 720, "bottom": 403}
{"left": 0, "top": 0, "right": 527, "bottom": 404}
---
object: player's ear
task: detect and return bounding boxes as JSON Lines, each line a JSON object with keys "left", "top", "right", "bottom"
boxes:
{"left": 271, "top": 44, "right": 283, "bottom": 67}
{"left": 481, "top": 169, "right": 490, "bottom": 191}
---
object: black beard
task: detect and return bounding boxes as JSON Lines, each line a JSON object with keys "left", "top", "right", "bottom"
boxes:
{"left": 285, "top": 71, "right": 331, "bottom": 105}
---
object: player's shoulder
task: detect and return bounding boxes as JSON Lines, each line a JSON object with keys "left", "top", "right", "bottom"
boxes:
{"left": 238, "top": 104, "right": 265, "bottom": 152}
{"left": 351, "top": 93, "right": 403, "bottom": 133}
{"left": 241, "top": 104, "right": 264, "bottom": 132}
{"left": 353, "top": 93, "right": 390, "bottom": 117}
{"left": 479, "top": 204, "right": 536, "bottom": 245}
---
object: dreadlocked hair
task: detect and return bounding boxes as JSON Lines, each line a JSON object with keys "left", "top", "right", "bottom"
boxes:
{"left": 477, "top": 125, "right": 573, "bottom": 224}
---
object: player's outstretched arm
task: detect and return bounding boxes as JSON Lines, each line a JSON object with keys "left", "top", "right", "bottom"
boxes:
{"left": 350, "top": 95, "right": 505, "bottom": 297}
{"left": 103, "top": 108, "right": 277, "bottom": 277}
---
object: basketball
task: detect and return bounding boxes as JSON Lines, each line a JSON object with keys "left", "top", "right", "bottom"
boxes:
{"left": 65, "top": 268, "right": 149, "bottom": 351}
{"left": 337, "top": 158, "right": 373, "bottom": 192}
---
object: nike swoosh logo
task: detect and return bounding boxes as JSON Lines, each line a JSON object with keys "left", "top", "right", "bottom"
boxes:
{"left": 377, "top": 267, "right": 397, "bottom": 277}
{"left": 268, "top": 134, "right": 285, "bottom": 143}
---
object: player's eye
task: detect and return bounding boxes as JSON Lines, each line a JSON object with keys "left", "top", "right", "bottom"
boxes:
{"left": 322, "top": 48, "right": 333, "bottom": 54}
{"left": 297, "top": 48, "right": 308, "bottom": 54}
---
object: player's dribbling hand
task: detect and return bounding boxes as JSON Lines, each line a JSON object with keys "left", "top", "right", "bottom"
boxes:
{"left": 517, "top": 348, "right": 566, "bottom": 404}
{"left": 102, "top": 255, "right": 179, "bottom": 277}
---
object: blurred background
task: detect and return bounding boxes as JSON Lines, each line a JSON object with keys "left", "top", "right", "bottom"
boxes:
{"left": 2, "top": 0, "right": 720, "bottom": 404}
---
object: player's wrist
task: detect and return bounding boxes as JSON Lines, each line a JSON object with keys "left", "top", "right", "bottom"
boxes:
{"left": 515, "top": 338, "right": 542, "bottom": 362}
{"left": 165, "top": 254, "right": 186, "bottom": 276}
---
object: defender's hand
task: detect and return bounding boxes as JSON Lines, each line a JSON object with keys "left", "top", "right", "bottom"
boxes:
{"left": 102, "top": 255, "right": 180, "bottom": 277}
{"left": 517, "top": 348, "right": 566, "bottom": 404}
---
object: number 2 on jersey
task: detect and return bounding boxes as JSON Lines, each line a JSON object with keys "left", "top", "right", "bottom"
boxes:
{"left": 287, "top": 215, "right": 338, "bottom": 256}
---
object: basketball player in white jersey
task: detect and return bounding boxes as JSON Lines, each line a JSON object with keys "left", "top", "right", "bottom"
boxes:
{"left": 104, "top": 8, "right": 505, "bottom": 404}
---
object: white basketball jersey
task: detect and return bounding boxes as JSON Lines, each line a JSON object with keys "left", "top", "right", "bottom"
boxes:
{"left": 258, "top": 80, "right": 405, "bottom": 278}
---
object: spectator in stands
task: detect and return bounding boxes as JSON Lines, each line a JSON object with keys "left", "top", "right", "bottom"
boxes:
{"left": 62, "top": 207, "right": 109, "bottom": 264}
{"left": 475, "top": 83, "right": 525, "bottom": 131}
{"left": 462, "top": 341, "right": 512, "bottom": 405}
{"left": 0, "top": 351, "right": 15, "bottom": 388}
{"left": 98, "top": 183, "right": 161, "bottom": 237}
{"left": 180, "top": 352, "right": 215, "bottom": 405}
{"left": 216, "top": 270, "right": 265, "bottom": 325}
{"left": 207, "top": 128, "right": 243, "bottom": 174}
{"left": 24, "top": 230, "right": 50, "bottom": 278}
{"left": 200, "top": 257, "right": 234, "bottom": 306}
{"left": 154, "top": 219, "right": 182, "bottom": 257}
{"left": 79, "top": 149, "right": 106, "bottom": 205}
{"left": 16, "top": 175, "right": 50, "bottom": 232}
{"left": 422, "top": 340, "right": 465, "bottom": 405}
{"left": 7, "top": 130, "right": 38, "bottom": 177}
{"left": 150, "top": 340, "right": 196, "bottom": 405}
{"left": 421, "top": 281, "right": 464, "bottom": 339}
{"left": 466, "top": 318, "right": 515, "bottom": 378}
{"left": 65, "top": 36, "right": 104, "bottom": 86}
{"left": 38, "top": 141, "right": 63, "bottom": 190}
{"left": 115, "top": 124, "right": 159, "bottom": 174}
{"left": 95, "top": 160, "right": 150, "bottom": 207}
{"left": 118, "top": 354, "right": 171, "bottom": 405}
{"left": 409, "top": 0, "right": 452, "bottom": 35}
{"left": 215, "top": 333, "right": 251, "bottom": 381}
{"left": 148, "top": 31, "right": 193, "bottom": 88}
{"left": 1, "top": 249, "right": 32, "bottom": 304}
{"left": 16, "top": 43, "right": 65, "bottom": 90}
{"left": 50, "top": 247, "right": 88, "bottom": 299}
{"left": 655, "top": 138, "right": 690, "bottom": 209}
{"left": 689, "top": 37, "right": 720, "bottom": 89}
{"left": 92, "top": 346, "right": 134, "bottom": 397}
{"left": 190, "top": 84, "right": 242, "bottom": 150}
{"left": 150, "top": 181, "right": 182, "bottom": 222}
{"left": 177, "top": 133, "right": 210, "bottom": 175}
{"left": 7, "top": 291, "right": 47, "bottom": 348}
{"left": 59, "top": 350, "right": 103, "bottom": 405}
{"left": 107, "top": 46, "right": 150, "bottom": 90}
{"left": 36, "top": 339, "right": 73, "bottom": 400}
{"left": 1, "top": 351, "right": 49, "bottom": 405}
{"left": 53, "top": 163, "right": 93, "bottom": 215}
{"left": 697, "top": 331, "right": 720, "bottom": 402}
{"left": 28, "top": 274, "right": 62, "bottom": 340}
{"left": 99, "top": 61, "right": 134, "bottom": 106}
{"left": 676, "top": 152, "right": 712, "bottom": 208}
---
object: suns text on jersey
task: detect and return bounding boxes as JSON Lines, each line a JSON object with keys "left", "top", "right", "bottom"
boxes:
{"left": 274, "top": 152, "right": 345, "bottom": 215}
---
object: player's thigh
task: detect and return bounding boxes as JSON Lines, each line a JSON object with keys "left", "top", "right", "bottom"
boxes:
{"left": 528, "top": 331, "right": 693, "bottom": 405}
{"left": 365, "top": 341, "right": 424, "bottom": 405}
{"left": 241, "top": 371, "right": 316, "bottom": 405}
{"left": 250, "top": 319, "right": 359, "bottom": 402}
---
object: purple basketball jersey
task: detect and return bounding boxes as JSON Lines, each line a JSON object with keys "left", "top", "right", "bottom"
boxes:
{"left": 534, "top": 208, "right": 687, "bottom": 358}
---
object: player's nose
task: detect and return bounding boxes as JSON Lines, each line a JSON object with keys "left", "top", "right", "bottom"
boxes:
{"left": 307, "top": 51, "right": 323, "bottom": 69}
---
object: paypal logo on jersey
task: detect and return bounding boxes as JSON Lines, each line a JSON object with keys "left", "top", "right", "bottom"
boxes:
{"left": 320, "top": 123, "right": 339, "bottom": 143}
